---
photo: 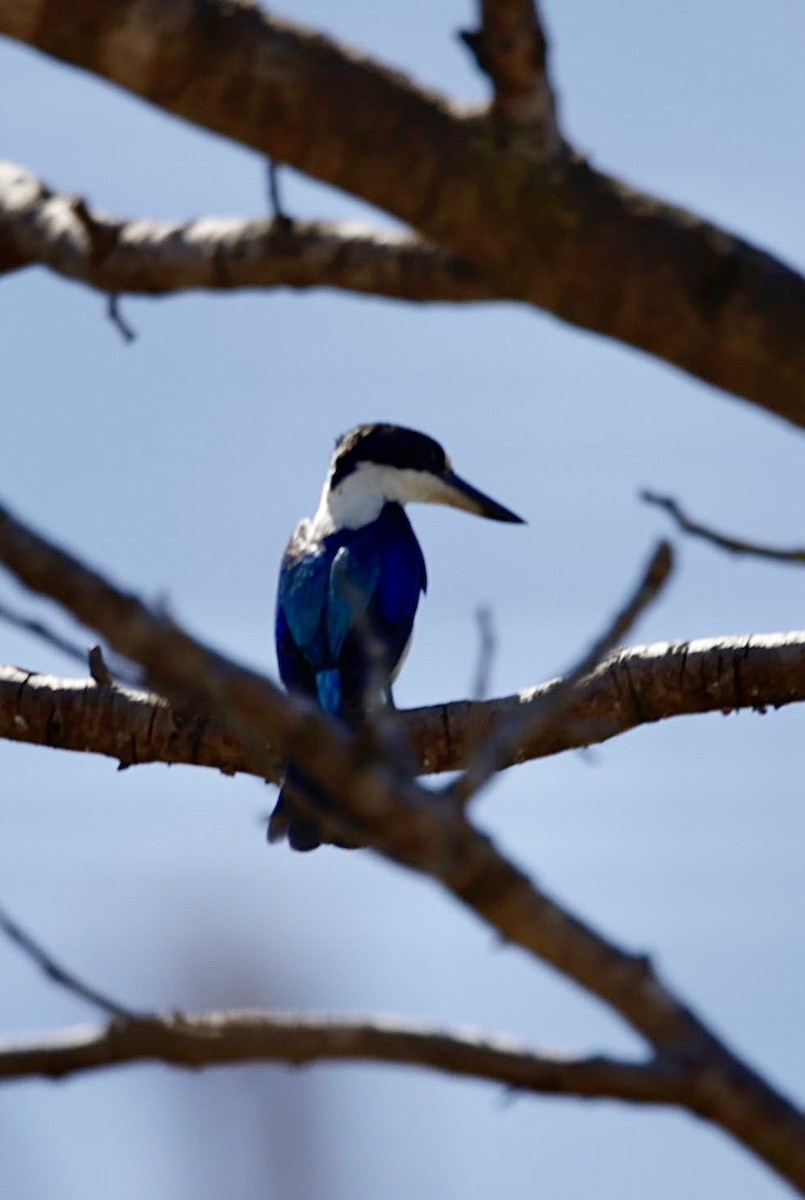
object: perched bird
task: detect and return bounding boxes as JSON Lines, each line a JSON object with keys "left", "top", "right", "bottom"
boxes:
{"left": 270, "top": 423, "right": 524, "bottom": 851}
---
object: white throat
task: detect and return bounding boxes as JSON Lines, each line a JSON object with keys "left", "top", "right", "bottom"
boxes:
{"left": 310, "top": 462, "right": 449, "bottom": 535}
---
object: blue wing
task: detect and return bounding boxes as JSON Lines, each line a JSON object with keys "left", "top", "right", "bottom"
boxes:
{"left": 327, "top": 543, "right": 382, "bottom": 658}
{"left": 276, "top": 504, "right": 426, "bottom": 719}
{"left": 277, "top": 541, "right": 329, "bottom": 657}
{"left": 276, "top": 531, "right": 330, "bottom": 703}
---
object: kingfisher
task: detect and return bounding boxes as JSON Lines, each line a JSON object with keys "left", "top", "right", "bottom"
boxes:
{"left": 270, "top": 423, "right": 524, "bottom": 851}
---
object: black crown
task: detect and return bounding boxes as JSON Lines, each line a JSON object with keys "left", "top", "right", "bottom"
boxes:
{"left": 331, "top": 424, "right": 447, "bottom": 488}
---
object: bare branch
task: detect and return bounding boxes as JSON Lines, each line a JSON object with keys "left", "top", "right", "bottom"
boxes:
{"left": 0, "top": 905, "right": 133, "bottom": 1018}
{"left": 2, "top": 498, "right": 805, "bottom": 1187}
{"left": 2, "top": 5, "right": 805, "bottom": 425}
{"left": 460, "top": 0, "right": 561, "bottom": 154}
{"left": 450, "top": 541, "right": 673, "bottom": 806}
{"left": 0, "top": 663, "right": 258, "bottom": 775}
{"left": 642, "top": 491, "right": 805, "bottom": 566}
{"left": 0, "top": 1009, "right": 680, "bottom": 1104}
{"left": 4, "top": 626, "right": 805, "bottom": 780}
{"left": 0, "top": 160, "right": 493, "bottom": 303}
{"left": 1, "top": 5, "right": 804, "bottom": 1185}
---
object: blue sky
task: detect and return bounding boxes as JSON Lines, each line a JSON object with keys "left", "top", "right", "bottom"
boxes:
{"left": 1, "top": 2, "right": 805, "bottom": 1197}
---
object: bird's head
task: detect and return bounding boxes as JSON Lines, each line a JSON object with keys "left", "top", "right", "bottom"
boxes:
{"left": 318, "top": 423, "right": 525, "bottom": 530}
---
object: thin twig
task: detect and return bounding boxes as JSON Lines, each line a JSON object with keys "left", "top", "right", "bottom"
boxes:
{"left": 88, "top": 644, "right": 113, "bottom": 686}
{"left": 0, "top": 597, "right": 138, "bottom": 683}
{"left": 472, "top": 605, "right": 496, "bottom": 700}
{"left": 569, "top": 541, "right": 673, "bottom": 674}
{"left": 266, "top": 158, "right": 292, "bottom": 231}
{"left": 449, "top": 540, "right": 673, "bottom": 807}
{"left": 642, "top": 490, "right": 805, "bottom": 565}
{"left": 106, "top": 293, "right": 137, "bottom": 343}
{"left": 0, "top": 905, "right": 134, "bottom": 1018}
{"left": 0, "top": 596, "right": 90, "bottom": 665}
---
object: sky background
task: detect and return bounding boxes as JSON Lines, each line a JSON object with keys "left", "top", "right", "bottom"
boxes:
{"left": 2, "top": 1, "right": 805, "bottom": 1197}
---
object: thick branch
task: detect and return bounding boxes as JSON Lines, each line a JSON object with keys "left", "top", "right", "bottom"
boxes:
{"left": 0, "top": 664, "right": 252, "bottom": 773}
{"left": 0, "top": 159, "right": 493, "bottom": 302}
{"left": 0, "top": 1010, "right": 679, "bottom": 1104}
{"left": 3, "top": 630, "right": 804, "bottom": 780}
{"left": 420, "top": 629, "right": 805, "bottom": 773}
{"left": 2, "top": 2, "right": 805, "bottom": 425}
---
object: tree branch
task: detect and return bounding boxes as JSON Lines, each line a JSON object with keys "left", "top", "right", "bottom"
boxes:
{"left": 2, "top": 2, "right": 805, "bottom": 425}
{"left": 2, "top": 5, "right": 805, "bottom": 1187}
{"left": 460, "top": 0, "right": 561, "bottom": 153}
{"left": 2, "top": 496, "right": 805, "bottom": 1188}
{"left": 0, "top": 159, "right": 493, "bottom": 303}
{"left": 450, "top": 540, "right": 672, "bottom": 806}
{"left": 0, "top": 1009, "right": 681, "bottom": 1105}
{"left": 642, "top": 491, "right": 805, "bottom": 566}
{"left": 0, "top": 663, "right": 250, "bottom": 774}
{"left": 3, "top": 626, "right": 803, "bottom": 781}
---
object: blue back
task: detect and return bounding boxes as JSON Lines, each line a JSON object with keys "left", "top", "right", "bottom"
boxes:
{"left": 276, "top": 502, "right": 427, "bottom": 718}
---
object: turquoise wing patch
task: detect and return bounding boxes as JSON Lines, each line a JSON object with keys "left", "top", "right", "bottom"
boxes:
{"left": 315, "top": 668, "right": 342, "bottom": 714}
{"left": 327, "top": 543, "right": 381, "bottom": 657}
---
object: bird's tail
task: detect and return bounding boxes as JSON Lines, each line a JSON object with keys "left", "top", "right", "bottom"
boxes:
{"left": 268, "top": 763, "right": 364, "bottom": 852}
{"left": 268, "top": 766, "right": 323, "bottom": 852}
{"left": 269, "top": 669, "right": 365, "bottom": 852}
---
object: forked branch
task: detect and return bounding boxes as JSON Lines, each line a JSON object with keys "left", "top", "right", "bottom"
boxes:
{"left": 2, "top": 1, "right": 805, "bottom": 425}
{"left": 1, "top": 497, "right": 805, "bottom": 1188}
{"left": 0, "top": 906, "right": 670, "bottom": 1103}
